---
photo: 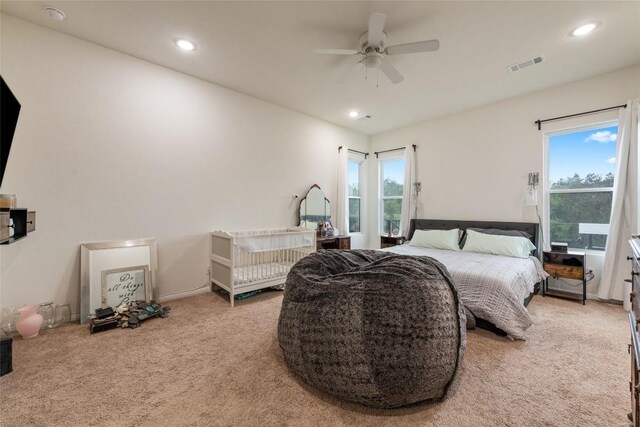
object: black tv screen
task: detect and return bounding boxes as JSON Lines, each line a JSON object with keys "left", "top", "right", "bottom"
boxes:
{"left": 1, "top": 76, "right": 21, "bottom": 189}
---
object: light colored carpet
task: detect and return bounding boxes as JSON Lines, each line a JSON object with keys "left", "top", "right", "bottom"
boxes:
{"left": 0, "top": 291, "right": 629, "bottom": 427}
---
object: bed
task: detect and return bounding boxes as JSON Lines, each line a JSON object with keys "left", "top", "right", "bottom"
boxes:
{"left": 210, "top": 227, "right": 316, "bottom": 306}
{"left": 382, "top": 219, "right": 548, "bottom": 340}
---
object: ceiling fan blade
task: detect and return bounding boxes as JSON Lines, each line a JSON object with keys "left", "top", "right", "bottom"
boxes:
{"left": 379, "top": 60, "right": 404, "bottom": 84}
{"left": 386, "top": 39, "right": 440, "bottom": 55}
{"left": 367, "top": 13, "right": 386, "bottom": 46}
{"left": 337, "top": 60, "right": 363, "bottom": 84}
{"left": 313, "top": 48, "right": 359, "bottom": 55}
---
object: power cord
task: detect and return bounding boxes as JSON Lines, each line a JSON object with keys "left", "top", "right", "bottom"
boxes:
{"left": 535, "top": 204, "right": 546, "bottom": 250}
{"left": 161, "top": 282, "right": 210, "bottom": 299}
{"left": 552, "top": 269, "right": 594, "bottom": 287}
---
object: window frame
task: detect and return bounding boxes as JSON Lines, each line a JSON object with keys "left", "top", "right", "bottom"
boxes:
{"left": 347, "top": 156, "right": 364, "bottom": 235}
{"left": 543, "top": 119, "right": 617, "bottom": 253}
{"left": 379, "top": 156, "right": 405, "bottom": 235}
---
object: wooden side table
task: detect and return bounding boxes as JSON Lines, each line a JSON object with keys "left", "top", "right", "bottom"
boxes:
{"left": 542, "top": 250, "right": 587, "bottom": 305}
{"left": 381, "top": 235, "right": 406, "bottom": 248}
{"left": 317, "top": 235, "right": 350, "bottom": 251}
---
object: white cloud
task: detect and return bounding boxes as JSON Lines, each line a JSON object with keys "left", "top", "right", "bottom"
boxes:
{"left": 586, "top": 131, "right": 617, "bottom": 143}
{"left": 606, "top": 157, "right": 616, "bottom": 164}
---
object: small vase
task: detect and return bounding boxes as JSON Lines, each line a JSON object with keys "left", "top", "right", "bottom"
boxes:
{"left": 39, "top": 302, "right": 55, "bottom": 329}
{"left": 16, "top": 305, "right": 43, "bottom": 338}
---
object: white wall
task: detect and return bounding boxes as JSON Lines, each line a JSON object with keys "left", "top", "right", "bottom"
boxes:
{"left": 369, "top": 65, "right": 640, "bottom": 297}
{"left": 0, "top": 15, "right": 368, "bottom": 314}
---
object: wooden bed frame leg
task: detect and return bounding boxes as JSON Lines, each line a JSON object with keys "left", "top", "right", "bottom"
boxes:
{"left": 230, "top": 291, "right": 235, "bottom": 307}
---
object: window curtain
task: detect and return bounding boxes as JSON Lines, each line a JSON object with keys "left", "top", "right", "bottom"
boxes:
{"left": 336, "top": 147, "right": 349, "bottom": 235}
{"left": 598, "top": 99, "right": 639, "bottom": 309}
{"left": 400, "top": 145, "right": 416, "bottom": 238}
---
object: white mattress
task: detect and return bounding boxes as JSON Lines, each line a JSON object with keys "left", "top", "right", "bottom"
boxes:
{"left": 383, "top": 245, "right": 548, "bottom": 339}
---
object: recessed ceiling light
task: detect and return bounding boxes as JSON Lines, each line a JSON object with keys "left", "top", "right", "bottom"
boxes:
{"left": 175, "top": 39, "right": 196, "bottom": 51}
{"left": 571, "top": 22, "right": 598, "bottom": 37}
{"left": 44, "top": 7, "right": 65, "bottom": 21}
{"left": 348, "top": 111, "right": 359, "bottom": 118}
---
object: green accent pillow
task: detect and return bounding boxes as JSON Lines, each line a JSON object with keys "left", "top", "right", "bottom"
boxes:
{"left": 409, "top": 229, "right": 461, "bottom": 251}
{"left": 462, "top": 229, "right": 536, "bottom": 258}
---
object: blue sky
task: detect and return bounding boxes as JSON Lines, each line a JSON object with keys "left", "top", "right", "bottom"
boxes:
{"left": 348, "top": 160, "right": 359, "bottom": 186}
{"left": 382, "top": 158, "right": 405, "bottom": 184}
{"left": 549, "top": 125, "right": 617, "bottom": 184}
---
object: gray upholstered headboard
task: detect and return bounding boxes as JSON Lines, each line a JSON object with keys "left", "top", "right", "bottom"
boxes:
{"left": 408, "top": 218, "right": 540, "bottom": 255}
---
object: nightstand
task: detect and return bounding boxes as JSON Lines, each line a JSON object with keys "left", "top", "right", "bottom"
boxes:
{"left": 542, "top": 250, "right": 587, "bottom": 305}
{"left": 317, "top": 235, "right": 350, "bottom": 251}
{"left": 381, "top": 235, "right": 406, "bottom": 248}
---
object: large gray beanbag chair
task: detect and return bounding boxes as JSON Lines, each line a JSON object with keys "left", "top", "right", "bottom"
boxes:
{"left": 277, "top": 250, "right": 466, "bottom": 409}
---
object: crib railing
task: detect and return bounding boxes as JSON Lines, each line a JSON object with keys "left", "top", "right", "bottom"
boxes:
{"left": 210, "top": 228, "right": 316, "bottom": 306}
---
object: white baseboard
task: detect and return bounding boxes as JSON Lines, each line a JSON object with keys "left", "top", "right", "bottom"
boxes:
{"left": 544, "top": 287, "right": 620, "bottom": 303}
{"left": 159, "top": 284, "right": 211, "bottom": 303}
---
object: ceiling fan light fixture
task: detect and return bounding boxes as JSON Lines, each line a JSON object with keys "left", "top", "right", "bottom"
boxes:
{"left": 363, "top": 53, "right": 383, "bottom": 69}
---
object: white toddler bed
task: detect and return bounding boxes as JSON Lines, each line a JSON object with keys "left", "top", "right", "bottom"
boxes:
{"left": 210, "top": 227, "right": 316, "bottom": 306}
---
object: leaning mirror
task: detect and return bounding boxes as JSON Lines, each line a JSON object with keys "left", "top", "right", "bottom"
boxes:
{"left": 80, "top": 238, "right": 158, "bottom": 324}
{"left": 298, "top": 184, "right": 331, "bottom": 230}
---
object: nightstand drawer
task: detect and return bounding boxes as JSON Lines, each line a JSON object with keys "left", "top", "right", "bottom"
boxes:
{"left": 543, "top": 263, "right": 584, "bottom": 280}
{"left": 339, "top": 237, "right": 350, "bottom": 249}
{"left": 380, "top": 235, "right": 406, "bottom": 248}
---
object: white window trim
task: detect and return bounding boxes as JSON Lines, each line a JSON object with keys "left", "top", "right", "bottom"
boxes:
{"left": 549, "top": 187, "right": 613, "bottom": 194}
{"left": 542, "top": 119, "right": 617, "bottom": 253}
{"left": 379, "top": 155, "right": 404, "bottom": 235}
{"left": 348, "top": 153, "right": 366, "bottom": 235}
{"left": 345, "top": 152, "right": 365, "bottom": 236}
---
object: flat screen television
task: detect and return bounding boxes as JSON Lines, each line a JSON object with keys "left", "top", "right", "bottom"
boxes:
{"left": 1, "top": 76, "right": 21, "bottom": 189}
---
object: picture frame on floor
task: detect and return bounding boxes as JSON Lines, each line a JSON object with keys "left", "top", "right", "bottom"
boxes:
{"left": 80, "top": 238, "right": 158, "bottom": 324}
{"left": 101, "top": 265, "right": 150, "bottom": 308}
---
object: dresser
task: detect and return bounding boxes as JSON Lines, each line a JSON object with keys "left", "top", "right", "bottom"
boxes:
{"left": 629, "top": 237, "right": 640, "bottom": 427}
{"left": 316, "top": 235, "right": 350, "bottom": 251}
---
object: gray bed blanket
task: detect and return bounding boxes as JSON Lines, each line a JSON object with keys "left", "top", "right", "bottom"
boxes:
{"left": 384, "top": 245, "right": 549, "bottom": 339}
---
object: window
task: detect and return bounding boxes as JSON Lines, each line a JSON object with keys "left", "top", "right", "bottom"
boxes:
{"left": 380, "top": 158, "right": 405, "bottom": 234}
{"left": 546, "top": 123, "right": 617, "bottom": 250}
{"left": 348, "top": 159, "right": 362, "bottom": 233}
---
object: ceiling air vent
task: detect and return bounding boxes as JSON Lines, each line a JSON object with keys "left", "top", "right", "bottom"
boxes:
{"left": 507, "top": 56, "right": 544, "bottom": 72}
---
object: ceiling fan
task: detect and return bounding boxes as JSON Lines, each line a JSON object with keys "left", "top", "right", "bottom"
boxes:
{"left": 313, "top": 13, "right": 439, "bottom": 85}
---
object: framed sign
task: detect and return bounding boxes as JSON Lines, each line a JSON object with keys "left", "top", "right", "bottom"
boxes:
{"left": 101, "top": 265, "right": 150, "bottom": 308}
{"left": 80, "top": 238, "right": 157, "bottom": 324}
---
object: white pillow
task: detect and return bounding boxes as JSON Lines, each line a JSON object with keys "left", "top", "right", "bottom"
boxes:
{"left": 409, "top": 229, "right": 461, "bottom": 251}
{"left": 462, "top": 229, "right": 536, "bottom": 258}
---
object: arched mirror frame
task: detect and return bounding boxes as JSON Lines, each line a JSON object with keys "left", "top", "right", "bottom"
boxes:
{"left": 298, "top": 184, "right": 331, "bottom": 230}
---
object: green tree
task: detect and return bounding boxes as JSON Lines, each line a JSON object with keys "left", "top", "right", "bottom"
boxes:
{"left": 550, "top": 173, "right": 614, "bottom": 249}
{"left": 383, "top": 178, "right": 403, "bottom": 196}
{"left": 382, "top": 178, "right": 403, "bottom": 233}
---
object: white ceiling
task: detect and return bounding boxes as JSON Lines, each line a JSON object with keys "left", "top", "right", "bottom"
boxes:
{"left": 1, "top": 1, "right": 639, "bottom": 135}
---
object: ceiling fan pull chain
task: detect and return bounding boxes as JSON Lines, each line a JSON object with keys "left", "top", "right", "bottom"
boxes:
{"left": 376, "top": 67, "right": 379, "bottom": 88}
